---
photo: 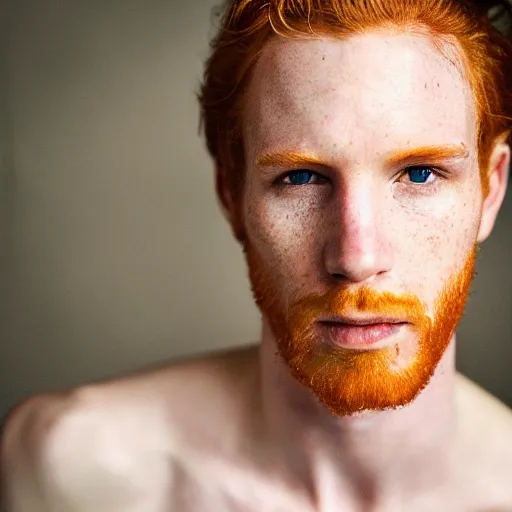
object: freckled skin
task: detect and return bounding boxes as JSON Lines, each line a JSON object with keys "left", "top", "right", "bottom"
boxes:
{"left": 242, "top": 32, "right": 483, "bottom": 363}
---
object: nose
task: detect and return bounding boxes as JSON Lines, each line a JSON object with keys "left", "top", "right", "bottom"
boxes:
{"left": 323, "top": 183, "right": 394, "bottom": 283}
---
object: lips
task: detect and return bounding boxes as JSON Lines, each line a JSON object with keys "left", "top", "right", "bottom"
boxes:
{"left": 319, "top": 316, "right": 407, "bottom": 326}
{"left": 320, "top": 320, "right": 408, "bottom": 349}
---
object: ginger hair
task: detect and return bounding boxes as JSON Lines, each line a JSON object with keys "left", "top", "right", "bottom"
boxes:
{"left": 198, "top": 0, "right": 512, "bottom": 240}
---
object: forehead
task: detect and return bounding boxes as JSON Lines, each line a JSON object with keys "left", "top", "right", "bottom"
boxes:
{"left": 243, "top": 32, "right": 476, "bottom": 164}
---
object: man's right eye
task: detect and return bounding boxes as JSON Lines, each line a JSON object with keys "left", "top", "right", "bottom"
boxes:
{"left": 278, "top": 170, "right": 326, "bottom": 186}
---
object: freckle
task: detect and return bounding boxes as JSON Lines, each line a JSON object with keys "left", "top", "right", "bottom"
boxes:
{"left": 424, "top": 83, "right": 428, "bottom": 89}
{"left": 322, "top": 55, "right": 325, "bottom": 60}
{"left": 437, "top": 82, "right": 440, "bottom": 87}
{"left": 395, "top": 345, "right": 400, "bottom": 356}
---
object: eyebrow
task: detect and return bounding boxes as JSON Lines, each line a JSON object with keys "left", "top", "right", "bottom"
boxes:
{"left": 385, "top": 144, "right": 470, "bottom": 167}
{"left": 255, "top": 151, "right": 328, "bottom": 169}
{"left": 254, "top": 144, "right": 470, "bottom": 169}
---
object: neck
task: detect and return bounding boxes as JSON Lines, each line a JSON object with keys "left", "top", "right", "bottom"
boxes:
{"left": 257, "top": 318, "right": 459, "bottom": 511}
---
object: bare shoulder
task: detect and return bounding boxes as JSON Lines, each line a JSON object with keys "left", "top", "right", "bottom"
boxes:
{"left": 2, "top": 344, "right": 259, "bottom": 455}
{"left": 456, "top": 373, "right": 512, "bottom": 439}
{"left": 91, "top": 343, "right": 261, "bottom": 438}
{"left": 455, "top": 373, "right": 512, "bottom": 501}
{"left": 1, "top": 344, "right": 260, "bottom": 510}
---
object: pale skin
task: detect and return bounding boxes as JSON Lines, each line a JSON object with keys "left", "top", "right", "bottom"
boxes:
{"left": 2, "top": 30, "right": 512, "bottom": 512}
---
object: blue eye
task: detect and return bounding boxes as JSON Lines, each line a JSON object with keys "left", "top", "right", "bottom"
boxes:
{"left": 406, "top": 167, "right": 435, "bottom": 184}
{"left": 282, "top": 170, "right": 318, "bottom": 185}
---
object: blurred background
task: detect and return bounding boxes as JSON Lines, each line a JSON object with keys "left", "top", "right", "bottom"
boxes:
{"left": 0, "top": 0, "right": 511, "bottom": 421}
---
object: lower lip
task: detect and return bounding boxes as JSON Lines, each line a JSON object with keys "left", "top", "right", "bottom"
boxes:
{"left": 323, "top": 322, "right": 406, "bottom": 349}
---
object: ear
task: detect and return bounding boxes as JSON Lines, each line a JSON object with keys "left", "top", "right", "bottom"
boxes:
{"left": 215, "top": 164, "right": 246, "bottom": 242}
{"left": 477, "top": 141, "right": 510, "bottom": 243}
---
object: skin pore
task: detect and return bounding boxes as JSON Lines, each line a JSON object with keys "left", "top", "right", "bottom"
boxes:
{"left": 225, "top": 29, "right": 511, "bottom": 510}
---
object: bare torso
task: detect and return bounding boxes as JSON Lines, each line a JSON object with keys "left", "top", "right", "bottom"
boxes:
{"left": 3, "top": 345, "right": 512, "bottom": 512}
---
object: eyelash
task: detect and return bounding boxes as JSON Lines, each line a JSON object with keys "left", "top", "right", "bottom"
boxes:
{"left": 276, "top": 166, "right": 444, "bottom": 187}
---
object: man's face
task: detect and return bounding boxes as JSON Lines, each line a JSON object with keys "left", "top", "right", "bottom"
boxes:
{"left": 240, "top": 32, "right": 484, "bottom": 416}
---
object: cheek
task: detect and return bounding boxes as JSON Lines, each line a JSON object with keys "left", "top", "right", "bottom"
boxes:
{"left": 399, "top": 208, "right": 479, "bottom": 312}
{"left": 397, "top": 180, "right": 480, "bottom": 249}
{"left": 244, "top": 194, "right": 322, "bottom": 275}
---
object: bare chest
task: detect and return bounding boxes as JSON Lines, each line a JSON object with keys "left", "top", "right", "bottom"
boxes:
{"left": 163, "top": 453, "right": 512, "bottom": 512}
{"left": 166, "top": 455, "right": 311, "bottom": 512}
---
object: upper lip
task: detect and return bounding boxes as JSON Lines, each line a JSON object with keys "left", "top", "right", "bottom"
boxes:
{"left": 319, "top": 316, "right": 408, "bottom": 326}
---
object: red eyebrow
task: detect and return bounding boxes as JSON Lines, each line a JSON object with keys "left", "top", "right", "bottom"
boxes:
{"left": 255, "top": 151, "right": 328, "bottom": 168}
{"left": 255, "top": 144, "right": 469, "bottom": 168}
{"left": 384, "top": 144, "right": 469, "bottom": 167}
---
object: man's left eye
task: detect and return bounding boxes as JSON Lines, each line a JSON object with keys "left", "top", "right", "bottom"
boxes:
{"left": 403, "top": 166, "right": 438, "bottom": 185}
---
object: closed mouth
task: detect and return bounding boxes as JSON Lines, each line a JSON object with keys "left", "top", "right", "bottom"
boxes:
{"left": 319, "top": 317, "right": 408, "bottom": 326}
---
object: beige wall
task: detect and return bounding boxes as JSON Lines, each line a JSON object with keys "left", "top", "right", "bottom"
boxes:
{"left": 1, "top": 0, "right": 511, "bottom": 419}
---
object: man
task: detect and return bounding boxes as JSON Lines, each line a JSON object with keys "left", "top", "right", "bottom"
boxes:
{"left": 2, "top": 0, "right": 512, "bottom": 510}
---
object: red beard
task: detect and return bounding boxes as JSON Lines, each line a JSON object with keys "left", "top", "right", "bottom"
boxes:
{"left": 244, "top": 242, "right": 476, "bottom": 416}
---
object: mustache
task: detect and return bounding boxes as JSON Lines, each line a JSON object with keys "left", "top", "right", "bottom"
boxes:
{"left": 288, "top": 285, "right": 428, "bottom": 326}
